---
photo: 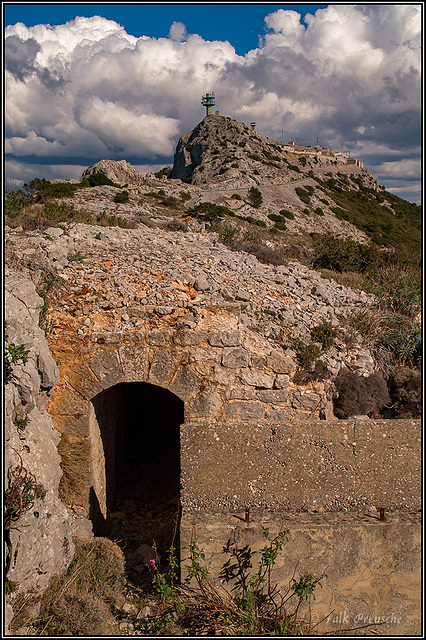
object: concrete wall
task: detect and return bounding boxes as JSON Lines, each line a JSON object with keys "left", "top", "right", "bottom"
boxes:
{"left": 180, "top": 511, "right": 420, "bottom": 636}
{"left": 181, "top": 419, "right": 420, "bottom": 511}
{"left": 180, "top": 418, "right": 421, "bottom": 635}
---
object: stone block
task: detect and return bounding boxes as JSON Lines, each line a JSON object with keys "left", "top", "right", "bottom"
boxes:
{"left": 173, "top": 329, "right": 207, "bottom": 346}
{"left": 148, "top": 348, "right": 179, "bottom": 386}
{"left": 250, "top": 354, "right": 266, "bottom": 368}
{"left": 239, "top": 369, "right": 275, "bottom": 388}
{"left": 61, "top": 361, "right": 103, "bottom": 400}
{"left": 186, "top": 388, "right": 223, "bottom": 419}
{"left": 267, "top": 352, "right": 294, "bottom": 374}
{"left": 225, "top": 401, "right": 265, "bottom": 420}
{"left": 208, "top": 330, "right": 242, "bottom": 347}
{"left": 228, "top": 387, "right": 254, "bottom": 400}
{"left": 221, "top": 347, "right": 248, "bottom": 369}
{"left": 118, "top": 344, "right": 149, "bottom": 382}
{"left": 264, "top": 406, "right": 289, "bottom": 422}
{"left": 88, "top": 350, "right": 123, "bottom": 390}
{"left": 169, "top": 364, "right": 203, "bottom": 400}
{"left": 48, "top": 387, "right": 89, "bottom": 415}
{"left": 189, "top": 348, "right": 220, "bottom": 363}
{"left": 291, "top": 391, "right": 325, "bottom": 411}
{"left": 145, "top": 330, "right": 173, "bottom": 346}
{"left": 52, "top": 414, "right": 90, "bottom": 438}
{"left": 274, "top": 374, "right": 289, "bottom": 389}
{"left": 254, "top": 389, "right": 288, "bottom": 403}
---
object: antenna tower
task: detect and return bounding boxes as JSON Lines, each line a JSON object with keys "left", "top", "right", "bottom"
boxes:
{"left": 201, "top": 92, "right": 215, "bottom": 116}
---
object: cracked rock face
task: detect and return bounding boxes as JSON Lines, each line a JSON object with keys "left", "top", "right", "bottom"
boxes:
{"left": 4, "top": 268, "right": 81, "bottom": 601}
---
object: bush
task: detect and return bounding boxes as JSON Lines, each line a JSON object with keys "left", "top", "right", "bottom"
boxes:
{"left": 295, "top": 343, "right": 322, "bottom": 369}
{"left": 387, "top": 367, "right": 421, "bottom": 418}
{"left": 113, "top": 190, "right": 129, "bottom": 203}
{"left": 311, "top": 322, "right": 338, "bottom": 350}
{"left": 311, "top": 235, "right": 380, "bottom": 274}
{"left": 333, "top": 369, "right": 391, "bottom": 418}
{"left": 85, "top": 173, "right": 116, "bottom": 187}
{"left": 279, "top": 209, "right": 294, "bottom": 219}
{"left": 154, "top": 166, "right": 172, "bottom": 179}
{"left": 295, "top": 186, "right": 312, "bottom": 204}
{"left": 248, "top": 186, "right": 263, "bottom": 208}
{"left": 232, "top": 241, "right": 287, "bottom": 266}
{"left": 5, "top": 187, "right": 31, "bottom": 216}
{"left": 381, "top": 325, "right": 421, "bottom": 367}
{"left": 189, "top": 202, "right": 232, "bottom": 223}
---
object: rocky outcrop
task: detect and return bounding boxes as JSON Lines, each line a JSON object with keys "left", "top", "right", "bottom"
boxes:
{"left": 81, "top": 158, "right": 147, "bottom": 186}
{"left": 4, "top": 268, "right": 90, "bottom": 634}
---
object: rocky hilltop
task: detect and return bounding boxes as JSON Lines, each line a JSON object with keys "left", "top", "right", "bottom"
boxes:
{"left": 4, "top": 114, "right": 421, "bottom": 634}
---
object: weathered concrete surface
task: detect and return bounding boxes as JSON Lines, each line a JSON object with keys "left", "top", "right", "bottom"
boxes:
{"left": 180, "top": 511, "right": 421, "bottom": 636}
{"left": 181, "top": 419, "right": 421, "bottom": 511}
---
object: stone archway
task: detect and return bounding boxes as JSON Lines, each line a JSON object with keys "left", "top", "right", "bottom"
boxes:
{"left": 90, "top": 381, "right": 184, "bottom": 525}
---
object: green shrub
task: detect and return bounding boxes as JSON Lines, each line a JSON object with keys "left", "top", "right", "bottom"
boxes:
{"left": 311, "top": 322, "right": 338, "bottom": 349}
{"left": 279, "top": 209, "right": 294, "bottom": 219}
{"left": 381, "top": 325, "right": 421, "bottom": 367}
{"left": 311, "top": 234, "right": 380, "bottom": 274}
{"left": 231, "top": 193, "right": 242, "bottom": 200}
{"left": 5, "top": 187, "right": 30, "bottom": 216}
{"left": 268, "top": 212, "right": 286, "bottom": 229}
{"left": 113, "top": 190, "right": 129, "bottom": 203}
{"left": 67, "top": 252, "right": 86, "bottom": 262}
{"left": 315, "top": 207, "right": 324, "bottom": 216}
{"left": 86, "top": 173, "right": 116, "bottom": 187}
{"left": 248, "top": 186, "right": 263, "bottom": 208}
{"left": 189, "top": 202, "right": 232, "bottom": 223}
{"left": 295, "top": 186, "right": 311, "bottom": 204}
{"left": 154, "top": 166, "right": 172, "bottom": 179}
{"left": 295, "top": 342, "right": 322, "bottom": 369}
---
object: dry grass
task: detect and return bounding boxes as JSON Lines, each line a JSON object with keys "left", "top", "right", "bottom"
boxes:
{"left": 34, "top": 536, "right": 125, "bottom": 635}
{"left": 57, "top": 435, "right": 91, "bottom": 506}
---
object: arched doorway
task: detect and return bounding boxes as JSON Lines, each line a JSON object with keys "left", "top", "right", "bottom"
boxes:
{"left": 90, "top": 382, "right": 184, "bottom": 575}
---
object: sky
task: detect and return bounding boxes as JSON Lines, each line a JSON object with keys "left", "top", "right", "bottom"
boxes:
{"left": 3, "top": 3, "right": 422, "bottom": 204}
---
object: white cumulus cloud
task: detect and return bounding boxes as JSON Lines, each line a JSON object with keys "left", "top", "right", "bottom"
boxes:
{"left": 5, "top": 6, "right": 421, "bottom": 201}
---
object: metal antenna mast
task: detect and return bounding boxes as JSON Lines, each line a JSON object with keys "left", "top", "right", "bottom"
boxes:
{"left": 201, "top": 92, "right": 215, "bottom": 116}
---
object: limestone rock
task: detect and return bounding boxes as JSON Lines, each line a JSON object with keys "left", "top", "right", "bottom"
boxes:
{"left": 81, "top": 159, "right": 147, "bottom": 186}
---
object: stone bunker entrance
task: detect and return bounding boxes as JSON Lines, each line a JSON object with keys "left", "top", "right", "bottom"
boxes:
{"left": 90, "top": 382, "right": 184, "bottom": 563}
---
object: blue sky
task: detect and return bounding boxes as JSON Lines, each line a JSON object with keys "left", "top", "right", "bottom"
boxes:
{"left": 4, "top": 3, "right": 422, "bottom": 203}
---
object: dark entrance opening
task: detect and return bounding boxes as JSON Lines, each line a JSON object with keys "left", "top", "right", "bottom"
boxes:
{"left": 90, "top": 382, "right": 184, "bottom": 580}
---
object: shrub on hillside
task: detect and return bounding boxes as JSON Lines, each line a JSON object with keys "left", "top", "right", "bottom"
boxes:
{"left": 333, "top": 369, "right": 391, "bottom": 418}
{"left": 189, "top": 202, "right": 232, "bottom": 223}
{"left": 387, "top": 367, "right": 421, "bottom": 418}
{"left": 248, "top": 186, "right": 263, "bottom": 208}
{"left": 113, "top": 190, "right": 129, "bottom": 203}
{"left": 85, "top": 173, "right": 116, "bottom": 187}
{"left": 232, "top": 241, "right": 287, "bottom": 266}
